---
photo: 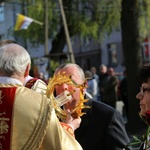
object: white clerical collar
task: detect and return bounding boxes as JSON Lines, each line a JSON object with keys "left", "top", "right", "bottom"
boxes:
{"left": 0, "top": 77, "right": 23, "bottom": 85}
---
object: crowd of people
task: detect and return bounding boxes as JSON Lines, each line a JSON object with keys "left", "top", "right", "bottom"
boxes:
{"left": 84, "top": 65, "right": 124, "bottom": 109}
{"left": 85, "top": 64, "right": 130, "bottom": 119}
{"left": 3, "top": 39, "right": 150, "bottom": 149}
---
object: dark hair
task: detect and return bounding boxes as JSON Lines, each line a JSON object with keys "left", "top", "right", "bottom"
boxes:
{"left": 140, "top": 63, "right": 150, "bottom": 83}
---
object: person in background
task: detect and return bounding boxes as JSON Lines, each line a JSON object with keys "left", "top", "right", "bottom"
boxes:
{"left": 84, "top": 70, "right": 98, "bottom": 100}
{"left": 54, "top": 63, "right": 131, "bottom": 150}
{"left": 119, "top": 70, "right": 129, "bottom": 119}
{"left": 102, "top": 67, "right": 118, "bottom": 109}
{"left": 99, "top": 64, "right": 108, "bottom": 101}
{"left": 0, "top": 42, "right": 82, "bottom": 150}
{"left": 90, "top": 66, "right": 99, "bottom": 83}
{"left": 38, "top": 71, "right": 48, "bottom": 84}
{"left": 90, "top": 66, "right": 100, "bottom": 101}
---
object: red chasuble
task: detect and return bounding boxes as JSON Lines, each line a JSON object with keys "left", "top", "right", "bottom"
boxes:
{"left": 25, "top": 78, "right": 38, "bottom": 89}
{"left": 0, "top": 87, "right": 17, "bottom": 150}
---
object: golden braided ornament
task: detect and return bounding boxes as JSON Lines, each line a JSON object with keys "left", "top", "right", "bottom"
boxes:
{"left": 46, "top": 72, "right": 89, "bottom": 120}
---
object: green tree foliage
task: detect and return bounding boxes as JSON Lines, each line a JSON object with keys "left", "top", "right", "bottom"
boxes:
{"left": 16, "top": 0, "right": 121, "bottom": 47}
{"left": 138, "top": 0, "right": 150, "bottom": 40}
{"left": 15, "top": 0, "right": 150, "bottom": 48}
{"left": 62, "top": 0, "right": 121, "bottom": 40}
{"left": 16, "top": 0, "right": 59, "bottom": 46}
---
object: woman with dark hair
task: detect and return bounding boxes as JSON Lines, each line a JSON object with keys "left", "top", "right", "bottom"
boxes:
{"left": 136, "top": 63, "right": 150, "bottom": 149}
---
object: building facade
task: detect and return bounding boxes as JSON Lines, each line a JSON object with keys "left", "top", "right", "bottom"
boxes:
{"left": 1, "top": 1, "right": 146, "bottom": 76}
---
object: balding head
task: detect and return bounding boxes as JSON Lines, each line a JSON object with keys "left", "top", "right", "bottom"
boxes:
{"left": 100, "top": 64, "right": 107, "bottom": 74}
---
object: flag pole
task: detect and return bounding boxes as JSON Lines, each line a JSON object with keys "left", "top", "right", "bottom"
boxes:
{"left": 32, "top": 19, "right": 43, "bottom": 26}
{"left": 44, "top": 0, "right": 48, "bottom": 55}
{"left": 58, "top": 0, "right": 75, "bottom": 63}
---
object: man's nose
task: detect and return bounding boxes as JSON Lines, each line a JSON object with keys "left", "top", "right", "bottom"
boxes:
{"left": 61, "top": 83, "right": 68, "bottom": 91}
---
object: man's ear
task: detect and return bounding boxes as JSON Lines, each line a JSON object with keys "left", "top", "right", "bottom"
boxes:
{"left": 24, "top": 64, "right": 30, "bottom": 78}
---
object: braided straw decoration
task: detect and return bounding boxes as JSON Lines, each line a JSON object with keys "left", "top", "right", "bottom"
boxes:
{"left": 46, "top": 72, "right": 89, "bottom": 120}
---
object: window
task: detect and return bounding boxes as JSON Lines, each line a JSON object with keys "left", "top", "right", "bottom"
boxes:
{"left": 107, "top": 43, "right": 118, "bottom": 66}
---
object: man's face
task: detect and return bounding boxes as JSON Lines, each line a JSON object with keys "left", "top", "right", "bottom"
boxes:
{"left": 54, "top": 67, "right": 83, "bottom": 111}
{"left": 100, "top": 66, "right": 107, "bottom": 74}
{"left": 136, "top": 81, "right": 150, "bottom": 116}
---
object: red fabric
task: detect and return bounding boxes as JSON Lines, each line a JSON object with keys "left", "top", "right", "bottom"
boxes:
{"left": 60, "top": 122, "right": 75, "bottom": 137}
{"left": 25, "top": 78, "right": 38, "bottom": 89}
{"left": 0, "top": 87, "right": 17, "bottom": 150}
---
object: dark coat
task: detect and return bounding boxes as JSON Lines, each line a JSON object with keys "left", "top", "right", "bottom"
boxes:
{"left": 102, "top": 76, "right": 118, "bottom": 108}
{"left": 75, "top": 99, "right": 131, "bottom": 150}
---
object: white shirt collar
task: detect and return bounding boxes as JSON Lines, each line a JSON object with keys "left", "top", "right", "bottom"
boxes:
{"left": 0, "top": 77, "right": 23, "bottom": 85}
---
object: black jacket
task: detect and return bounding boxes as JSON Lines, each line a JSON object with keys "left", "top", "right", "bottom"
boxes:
{"left": 75, "top": 99, "right": 131, "bottom": 150}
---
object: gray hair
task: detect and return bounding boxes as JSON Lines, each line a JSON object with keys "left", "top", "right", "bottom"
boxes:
{"left": 55, "top": 63, "right": 85, "bottom": 81}
{"left": 0, "top": 43, "right": 31, "bottom": 76}
{"left": 84, "top": 70, "right": 92, "bottom": 78}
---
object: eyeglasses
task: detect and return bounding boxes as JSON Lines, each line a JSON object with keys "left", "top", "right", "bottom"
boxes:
{"left": 140, "top": 87, "right": 150, "bottom": 96}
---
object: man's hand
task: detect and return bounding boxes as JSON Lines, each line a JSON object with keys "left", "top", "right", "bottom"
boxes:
{"left": 63, "top": 109, "right": 81, "bottom": 131}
